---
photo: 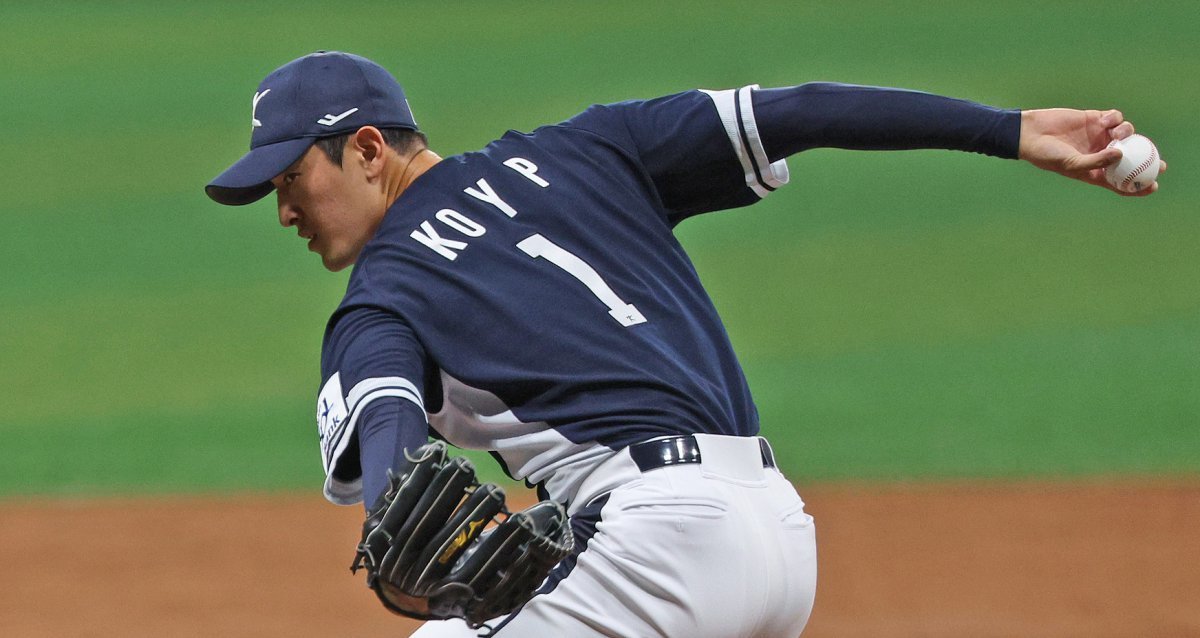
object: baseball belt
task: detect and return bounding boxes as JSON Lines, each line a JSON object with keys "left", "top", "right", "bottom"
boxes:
{"left": 628, "top": 434, "right": 776, "bottom": 472}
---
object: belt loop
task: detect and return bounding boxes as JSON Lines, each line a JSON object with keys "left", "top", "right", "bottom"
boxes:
{"left": 758, "top": 436, "right": 776, "bottom": 468}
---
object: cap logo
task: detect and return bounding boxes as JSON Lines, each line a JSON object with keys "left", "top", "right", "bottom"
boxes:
{"left": 317, "top": 107, "right": 359, "bottom": 127}
{"left": 251, "top": 89, "right": 271, "bottom": 128}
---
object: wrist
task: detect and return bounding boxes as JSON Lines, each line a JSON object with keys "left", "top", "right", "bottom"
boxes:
{"left": 1017, "top": 110, "right": 1036, "bottom": 161}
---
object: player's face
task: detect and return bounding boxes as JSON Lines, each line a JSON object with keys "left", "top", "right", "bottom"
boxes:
{"left": 272, "top": 145, "right": 382, "bottom": 272}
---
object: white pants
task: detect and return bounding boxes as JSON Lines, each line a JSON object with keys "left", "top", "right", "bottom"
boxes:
{"left": 413, "top": 435, "right": 817, "bottom": 638}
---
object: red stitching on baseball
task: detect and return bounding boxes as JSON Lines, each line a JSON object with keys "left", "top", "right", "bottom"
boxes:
{"left": 1121, "top": 138, "right": 1158, "bottom": 190}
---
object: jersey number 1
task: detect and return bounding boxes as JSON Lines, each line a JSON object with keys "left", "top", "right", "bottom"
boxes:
{"left": 517, "top": 234, "right": 647, "bottom": 327}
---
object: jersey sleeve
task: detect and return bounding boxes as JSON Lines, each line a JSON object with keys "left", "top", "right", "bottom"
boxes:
{"left": 317, "top": 305, "right": 433, "bottom": 505}
{"left": 563, "top": 86, "right": 789, "bottom": 222}
{"left": 562, "top": 83, "right": 1020, "bottom": 223}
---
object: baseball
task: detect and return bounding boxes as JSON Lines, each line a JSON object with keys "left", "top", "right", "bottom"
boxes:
{"left": 1104, "top": 134, "right": 1161, "bottom": 193}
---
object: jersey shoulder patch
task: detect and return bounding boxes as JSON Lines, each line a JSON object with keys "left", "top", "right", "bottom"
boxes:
{"left": 317, "top": 371, "right": 350, "bottom": 474}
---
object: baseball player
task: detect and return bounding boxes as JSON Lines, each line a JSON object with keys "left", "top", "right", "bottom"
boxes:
{"left": 205, "top": 51, "right": 1162, "bottom": 637}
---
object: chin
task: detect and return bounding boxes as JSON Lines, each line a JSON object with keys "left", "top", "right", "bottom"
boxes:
{"left": 322, "top": 257, "right": 350, "bottom": 272}
{"left": 321, "top": 252, "right": 354, "bottom": 272}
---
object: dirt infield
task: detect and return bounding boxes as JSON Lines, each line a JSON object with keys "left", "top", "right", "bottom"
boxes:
{"left": 2, "top": 481, "right": 1197, "bottom": 637}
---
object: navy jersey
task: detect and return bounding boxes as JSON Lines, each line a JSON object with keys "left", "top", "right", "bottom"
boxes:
{"left": 315, "top": 85, "right": 787, "bottom": 505}
{"left": 313, "top": 82, "right": 1020, "bottom": 505}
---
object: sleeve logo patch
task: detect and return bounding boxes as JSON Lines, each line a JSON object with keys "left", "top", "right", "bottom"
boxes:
{"left": 316, "top": 372, "right": 350, "bottom": 470}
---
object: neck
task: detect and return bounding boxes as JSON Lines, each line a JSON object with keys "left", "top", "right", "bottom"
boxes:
{"left": 384, "top": 148, "right": 442, "bottom": 208}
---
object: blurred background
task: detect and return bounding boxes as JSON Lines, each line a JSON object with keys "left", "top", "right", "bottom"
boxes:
{"left": 0, "top": 1, "right": 1196, "bottom": 635}
{"left": 1, "top": 0, "right": 1194, "bottom": 496}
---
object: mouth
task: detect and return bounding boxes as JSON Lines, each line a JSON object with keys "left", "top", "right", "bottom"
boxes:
{"left": 298, "top": 230, "right": 317, "bottom": 250}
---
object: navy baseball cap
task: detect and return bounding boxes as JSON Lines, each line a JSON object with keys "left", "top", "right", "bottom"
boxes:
{"left": 205, "top": 51, "right": 418, "bottom": 206}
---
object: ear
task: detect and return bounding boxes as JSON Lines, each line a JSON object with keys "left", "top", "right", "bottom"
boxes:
{"left": 350, "top": 126, "right": 388, "bottom": 179}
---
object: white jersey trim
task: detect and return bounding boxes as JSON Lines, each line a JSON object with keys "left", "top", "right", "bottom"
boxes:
{"left": 699, "top": 85, "right": 790, "bottom": 198}
{"left": 322, "top": 375, "right": 426, "bottom": 505}
{"left": 428, "top": 371, "right": 619, "bottom": 504}
{"left": 347, "top": 376, "right": 425, "bottom": 412}
{"left": 322, "top": 370, "right": 630, "bottom": 507}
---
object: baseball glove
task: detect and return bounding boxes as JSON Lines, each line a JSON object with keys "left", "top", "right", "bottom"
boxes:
{"left": 351, "top": 442, "right": 573, "bottom": 627}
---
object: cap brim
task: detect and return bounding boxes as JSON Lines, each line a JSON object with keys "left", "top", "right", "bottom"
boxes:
{"left": 205, "top": 137, "right": 315, "bottom": 206}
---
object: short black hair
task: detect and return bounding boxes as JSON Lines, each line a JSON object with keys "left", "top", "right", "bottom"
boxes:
{"left": 314, "top": 127, "right": 429, "bottom": 166}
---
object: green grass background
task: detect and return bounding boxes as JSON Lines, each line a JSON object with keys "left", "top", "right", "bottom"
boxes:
{"left": 1, "top": 1, "right": 1196, "bottom": 497}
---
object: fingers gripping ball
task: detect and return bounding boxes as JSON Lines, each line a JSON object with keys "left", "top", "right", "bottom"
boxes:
{"left": 1105, "top": 134, "right": 1161, "bottom": 193}
{"left": 351, "top": 442, "right": 574, "bottom": 627}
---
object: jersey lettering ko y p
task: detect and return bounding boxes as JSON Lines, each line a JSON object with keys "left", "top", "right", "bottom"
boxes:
{"left": 316, "top": 86, "right": 789, "bottom": 506}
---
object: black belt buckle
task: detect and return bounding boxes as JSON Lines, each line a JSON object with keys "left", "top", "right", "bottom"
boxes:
{"left": 628, "top": 435, "right": 775, "bottom": 472}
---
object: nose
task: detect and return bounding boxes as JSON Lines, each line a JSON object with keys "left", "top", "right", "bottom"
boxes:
{"left": 277, "top": 196, "right": 299, "bottom": 228}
